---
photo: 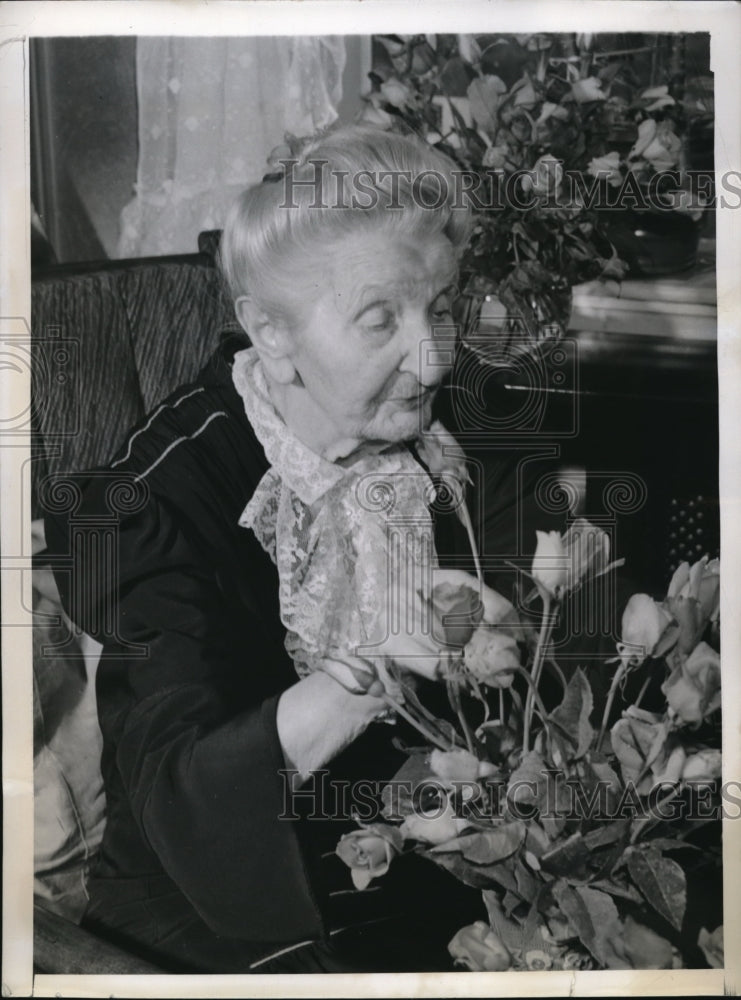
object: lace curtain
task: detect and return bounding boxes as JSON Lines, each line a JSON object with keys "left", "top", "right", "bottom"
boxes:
{"left": 118, "top": 36, "right": 346, "bottom": 257}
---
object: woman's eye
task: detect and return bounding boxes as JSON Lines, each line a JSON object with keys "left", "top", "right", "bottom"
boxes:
{"left": 363, "top": 308, "right": 395, "bottom": 333}
{"left": 430, "top": 297, "right": 453, "bottom": 322}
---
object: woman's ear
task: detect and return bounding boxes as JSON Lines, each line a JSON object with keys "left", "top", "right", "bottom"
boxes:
{"left": 234, "top": 296, "right": 298, "bottom": 385}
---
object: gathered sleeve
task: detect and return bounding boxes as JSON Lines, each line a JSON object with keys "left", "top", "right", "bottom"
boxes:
{"left": 45, "top": 484, "right": 326, "bottom": 943}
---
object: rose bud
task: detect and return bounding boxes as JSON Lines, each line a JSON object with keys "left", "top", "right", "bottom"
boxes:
{"left": 336, "top": 824, "right": 403, "bottom": 890}
{"left": 448, "top": 921, "right": 512, "bottom": 971}
{"left": 618, "top": 593, "right": 676, "bottom": 667}
{"left": 532, "top": 530, "right": 568, "bottom": 601}
{"left": 464, "top": 626, "right": 520, "bottom": 688}
{"left": 400, "top": 798, "right": 470, "bottom": 845}
{"left": 682, "top": 748, "right": 722, "bottom": 782}
{"left": 587, "top": 151, "right": 622, "bottom": 187}
{"left": 662, "top": 641, "right": 721, "bottom": 724}
{"left": 379, "top": 77, "right": 412, "bottom": 109}
{"left": 521, "top": 155, "right": 564, "bottom": 199}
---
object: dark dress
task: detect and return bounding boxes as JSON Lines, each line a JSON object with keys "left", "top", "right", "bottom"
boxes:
{"left": 45, "top": 338, "right": 566, "bottom": 973}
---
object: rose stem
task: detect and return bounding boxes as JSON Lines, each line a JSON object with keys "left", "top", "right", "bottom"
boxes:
{"left": 523, "top": 594, "right": 553, "bottom": 753}
{"left": 458, "top": 498, "right": 483, "bottom": 585}
{"left": 380, "top": 693, "right": 453, "bottom": 751}
{"left": 633, "top": 673, "right": 652, "bottom": 710}
{"left": 596, "top": 659, "right": 628, "bottom": 753}
{"left": 515, "top": 665, "right": 554, "bottom": 757}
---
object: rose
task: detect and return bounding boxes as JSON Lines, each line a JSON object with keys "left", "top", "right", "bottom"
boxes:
{"left": 532, "top": 530, "right": 567, "bottom": 601}
{"left": 561, "top": 518, "right": 614, "bottom": 590}
{"left": 662, "top": 641, "right": 721, "bottom": 724}
{"left": 482, "top": 144, "right": 511, "bottom": 170}
{"left": 400, "top": 797, "right": 471, "bottom": 845}
{"left": 617, "top": 593, "right": 677, "bottom": 668}
{"left": 525, "top": 949, "right": 553, "bottom": 970}
{"left": 668, "top": 556, "right": 720, "bottom": 624}
{"left": 628, "top": 119, "right": 682, "bottom": 172}
{"left": 448, "top": 921, "right": 511, "bottom": 971}
{"left": 637, "top": 84, "right": 676, "bottom": 113}
{"left": 521, "top": 155, "right": 563, "bottom": 199}
{"left": 571, "top": 76, "right": 605, "bottom": 103}
{"left": 611, "top": 708, "right": 671, "bottom": 791}
{"left": 430, "top": 747, "right": 498, "bottom": 785}
{"left": 587, "top": 151, "right": 623, "bottom": 188}
{"left": 464, "top": 626, "right": 520, "bottom": 689}
{"left": 429, "top": 579, "right": 483, "bottom": 649}
{"left": 621, "top": 915, "right": 674, "bottom": 969}
{"left": 336, "top": 824, "right": 402, "bottom": 890}
{"left": 682, "top": 748, "right": 722, "bottom": 782}
{"left": 379, "top": 77, "right": 412, "bottom": 109}
{"left": 698, "top": 925, "right": 723, "bottom": 968}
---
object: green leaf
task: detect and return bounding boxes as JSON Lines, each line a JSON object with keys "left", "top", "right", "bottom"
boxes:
{"left": 627, "top": 848, "right": 687, "bottom": 932}
{"left": 552, "top": 881, "right": 630, "bottom": 969}
{"left": 427, "top": 850, "right": 519, "bottom": 892}
{"left": 430, "top": 821, "right": 526, "bottom": 863}
{"left": 549, "top": 668, "right": 594, "bottom": 760}
{"left": 540, "top": 832, "right": 590, "bottom": 877}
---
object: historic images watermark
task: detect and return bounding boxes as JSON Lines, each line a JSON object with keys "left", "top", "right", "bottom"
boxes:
{"left": 273, "top": 161, "right": 737, "bottom": 213}
{"left": 278, "top": 768, "right": 741, "bottom": 824}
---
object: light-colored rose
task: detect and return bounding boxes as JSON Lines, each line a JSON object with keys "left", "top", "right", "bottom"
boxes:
{"left": 622, "top": 915, "right": 674, "bottom": 969}
{"left": 651, "top": 744, "right": 687, "bottom": 786}
{"left": 464, "top": 626, "right": 520, "bottom": 688}
{"left": 525, "top": 949, "right": 553, "bottom": 970}
{"left": 336, "top": 824, "right": 403, "bottom": 890}
{"left": 482, "top": 144, "right": 511, "bottom": 170}
{"left": 380, "top": 77, "right": 412, "bottom": 109}
{"left": 571, "top": 76, "right": 605, "bottom": 103}
{"left": 682, "top": 748, "right": 722, "bottom": 782}
{"left": 670, "top": 556, "right": 720, "bottom": 623}
{"left": 698, "top": 925, "right": 723, "bottom": 969}
{"left": 430, "top": 748, "right": 481, "bottom": 785}
{"left": 611, "top": 708, "right": 670, "bottom": 791}
{"left": 638, "top": 84, "right": 676, "bottom": 112}
{"left": 448, "top": 921, "right": 512, "bottom": 971}
{"left": 617, "top": 593, "right": 676, "bottom": 667}
{"left": 587, "top": 151, "right": 623, "bottom": 187}
{"left": 662, "top": 641, "right": 721, "bottom": 724}
{"left": 400, "top": 798, "right": 470, "bottom": 845}
{"left": 532, "top": 530, "right": 568, "bottom": 601}
{"left": 521, "top": 154, "right": 563, "bottom": 199}
{"left": 629, "top": 119, "right": 682, "bottom": 172}
{"left": 561, "top": 518, "right": 613, "bottom": 590}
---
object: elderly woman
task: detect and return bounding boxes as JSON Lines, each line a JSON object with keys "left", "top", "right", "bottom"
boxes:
{"left": 46, "top": 125, "right": 556, "bottom": 973}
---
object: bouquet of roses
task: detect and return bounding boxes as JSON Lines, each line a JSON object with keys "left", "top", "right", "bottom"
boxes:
{"left": 334, "top": 516, "right": 723, "bottom": 971}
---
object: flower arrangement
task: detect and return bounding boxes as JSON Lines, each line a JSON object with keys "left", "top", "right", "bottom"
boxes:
{"left": 360, "top": 32, "right": 710, "bottom": 337}
{"left": 334, "top": 522, "right": 723, "bottom": 970}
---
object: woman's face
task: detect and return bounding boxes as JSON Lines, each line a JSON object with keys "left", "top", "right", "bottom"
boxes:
{"left": 280, "top": 227, "right": 459, "bottom": 455}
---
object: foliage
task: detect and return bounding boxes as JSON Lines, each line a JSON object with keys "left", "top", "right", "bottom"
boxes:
{"left": 360, "top": 32, "right": 704, "bottom": 340}
{"left": 335, "top": 522, "right": 723, "bottom": 971}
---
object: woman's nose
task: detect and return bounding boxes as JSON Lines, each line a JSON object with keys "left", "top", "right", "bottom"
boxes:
{"left": 398, "top": 311, "right": 456, "bottom": 387}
